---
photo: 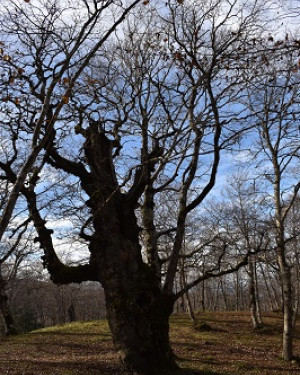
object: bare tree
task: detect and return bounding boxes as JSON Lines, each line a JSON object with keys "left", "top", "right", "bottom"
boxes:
{"left": 0, "top": 0, "right": 286, "bottom": 373}
{"left": 246, "top": 44, "right": 300, "bottom": 359}
{"left": 0, "top": 179, "right": 36, "bottom": 335}
{"left": 226, "top": 174, "right": 267, "bottom": 327}
{"left": 200, "top": 176, "right": 270, "bottom": 323}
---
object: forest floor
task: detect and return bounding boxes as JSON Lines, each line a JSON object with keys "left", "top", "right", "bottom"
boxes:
{"left": 0, "top": 311, "right": 299, "bottom": 375}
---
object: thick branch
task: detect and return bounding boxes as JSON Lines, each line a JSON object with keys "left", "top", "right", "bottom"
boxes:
{"left": 46, "top": 146, "right": 91, "bottom": 180}
{"left": 25, "top": 187, "right": 97, "bottom": 284}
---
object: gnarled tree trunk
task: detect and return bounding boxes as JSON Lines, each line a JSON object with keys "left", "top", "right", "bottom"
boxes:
{"left": 104, "top": 276, "right": 177, "bottom": 374}
{"left": 91, "top": 207, "right": 179, "bottom": 374}
{"left": 83, "top": 129, "right": 179, "bottom": 374}
{"left": 90, "top": 199, "right": 178, "bottom": 373}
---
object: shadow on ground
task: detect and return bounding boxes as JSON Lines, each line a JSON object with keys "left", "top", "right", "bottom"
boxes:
{"left": 180, "top": 369, "right": 223, "bottom": 375}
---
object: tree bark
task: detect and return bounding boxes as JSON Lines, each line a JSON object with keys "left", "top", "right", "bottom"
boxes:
{"left": 254, "top": 263, "right": 263, "bottom": 325}
{"left": 179, "top": 257, "right": 197, "bottom": 324}
{"left": 0, "top": 268, "right": 17, "bottom": 335}
{"left": 249, "top": 260, "right": 263, "bottom": 329}
{"left": 278, "top": 253, "right": 294, "bottom": 361}
{"left": 91, "top": 222, "right": 178, "bottom": 373}
{"left": 104, "top": 278, "right": 178, "bottom": 374}
{"left": 220, "top": 277, "right": 229, "bottom": 310}
{"left": 92, "top": 219, "right": 179, "bottom": 374}
{"left": 68, "top": 303, "right": 76, "bottom": 323}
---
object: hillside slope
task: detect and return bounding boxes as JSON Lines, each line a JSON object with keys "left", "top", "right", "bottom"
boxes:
{"left": 0, "top": 312, "right": 299, "bottom": 374}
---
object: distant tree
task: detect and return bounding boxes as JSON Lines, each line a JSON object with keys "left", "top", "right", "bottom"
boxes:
{"left": 246, "top": 46, "right": 300, "bottom": 359}
{"left": 201, "top": 175, "right": 270, "bottom": 323}
{"left": 0, "top": 179, "right": 35, "bottom": 335}
{"left": 0, "top": 0, "right": 294, "bottom": 373}
{"left": 287, "top": 198, "right": 300, "bottom": 326}
{"left": 0, "top": 234, "right": 34, "bottom": 335}
{"left": 227, "top": 174, "right": 267, "bottom": 327}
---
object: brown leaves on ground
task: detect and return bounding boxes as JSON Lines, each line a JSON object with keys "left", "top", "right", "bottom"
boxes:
{"left": 0, "top": 312, "right": 299, "bottom": 374}
{"left": 171, "top": 311, "right": 300, "bottom": 375}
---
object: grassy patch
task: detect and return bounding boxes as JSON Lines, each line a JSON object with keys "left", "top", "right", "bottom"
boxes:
{"left": 33, "top": 320, "right": 110, "bottom": 335}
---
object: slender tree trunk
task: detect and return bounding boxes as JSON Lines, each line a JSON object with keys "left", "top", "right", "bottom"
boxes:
{"left": 260, "top": 264, "right": 276, "bottom": 311}
{"left": 292, "top": 283, "right": 299, "bottom": 328}
{"left": 249, "top": 263, "right": 259, "bottom": 328}
{"left": 277, "top": 249, "right": 294, "bottom": 360}
{"left": 214, "top": 281, "right": 220, "bottom": 311}
{"left": 180, "top": 263, "right": 196, "bottom": 324}
{"left": 260, "top": 263, "right": 281, "bottom": 311}
{"left": 174, "top": 277, "right": 180, "bottom": 314}
{"left": 235, "top": 271, "right": 240, "bottom": 311}
{"left": 282, "top": 267, "right": 294, "bottom": 360}
{"left": 249, "top": 260, "right": 263, "bottom": 329}
{"left": 292, "top": 237, "right": 299, "bottom": 328}
{"left": 68, "top": 302, "right": 76, "bottom": 322}
{"left": 201, "top": 280, "right": 206, "bottom": 311}
{"left": 0, "top": 268, "right": 17, "bottom": 335}
{"left": 254, "top": 263, "right": 263, "bottom": 325}
{"left": 220, "top": 277, "right": 229, "bottom": 310}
